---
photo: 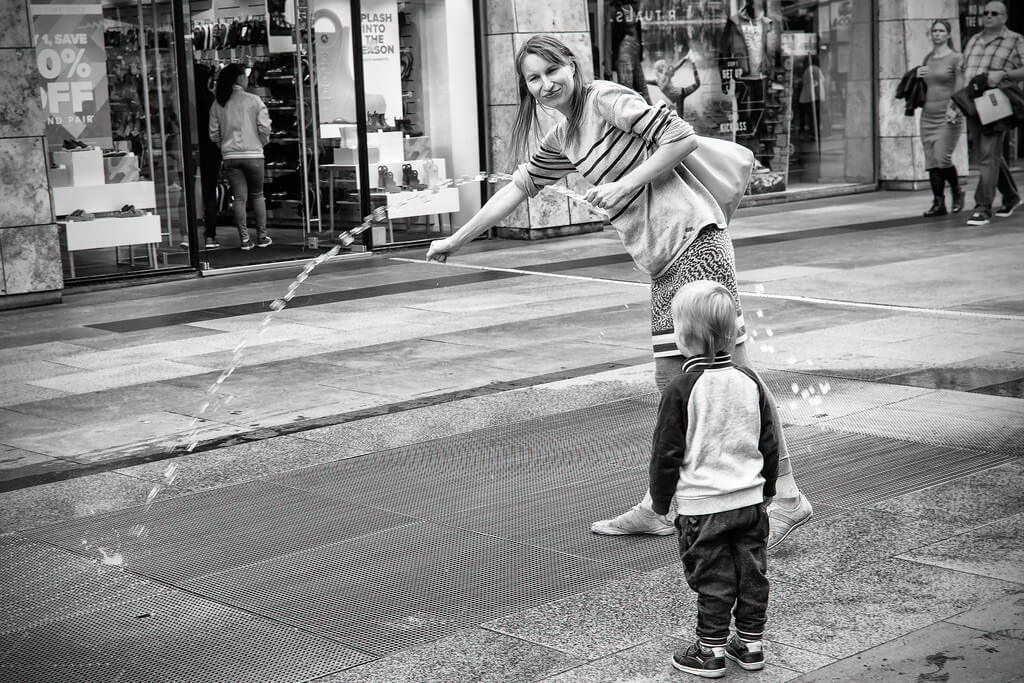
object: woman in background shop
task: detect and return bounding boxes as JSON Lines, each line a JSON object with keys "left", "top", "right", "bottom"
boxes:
{"left": 209, "top": 63, "right": 272, "bottom": 250}
{"left": 917, "top": 19, "right": 965, "bottom": 217}
{"left": 425, "top": 35, "right": 812, "bottom": 548}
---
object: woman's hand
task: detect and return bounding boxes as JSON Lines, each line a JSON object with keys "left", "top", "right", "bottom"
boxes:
{"left": 583, "top": 180, "right": 638, "bottom": 213}
{"left": 426, "top": 236, "right": 457, "bottom": 263}
{"left": 916, "top": 65, "right": 929, "bottom": 78}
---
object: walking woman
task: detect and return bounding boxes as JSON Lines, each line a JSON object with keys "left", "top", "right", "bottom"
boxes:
{"left": 209, "top": 63, "right": 272, "bottom": 249}
{"left": 426, "top": 35, "right": 812, "bottom": 548}
{"left": 918, "top": 19, "right": 965, "bottom": 217}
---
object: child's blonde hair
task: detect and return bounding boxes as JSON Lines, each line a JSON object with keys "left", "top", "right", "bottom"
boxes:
{"left": 671, "top": 280, "right": 738, "bottom": 357}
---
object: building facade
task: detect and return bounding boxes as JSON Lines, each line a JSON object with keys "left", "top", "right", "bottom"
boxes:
{"left": 0, "top": 0, "right": 1018, "bottom": 308}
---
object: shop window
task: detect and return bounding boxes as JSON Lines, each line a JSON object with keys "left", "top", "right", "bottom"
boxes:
{"left": 592, "top": 0, "right": 875, "bottom": 195}
{"left": 31, "top": 0, "right": 188, "bottom": 280}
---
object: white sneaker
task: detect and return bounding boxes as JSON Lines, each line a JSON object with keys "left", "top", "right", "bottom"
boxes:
{"left": 767, "top": 493, "right": 813, "bottom": 549}
{"left": 591, "top": 504, "right": 675, "bottom": 536}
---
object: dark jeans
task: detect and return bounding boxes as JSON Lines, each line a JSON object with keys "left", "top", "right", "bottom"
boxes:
{"left": 678, "top": 503, "right": 769, "bottom": 645}
{"left": 966, "top": 118, "right": 1020, "bottom": 214}
{"left": 223, "top": 157, "right": 267, "bottom": 240}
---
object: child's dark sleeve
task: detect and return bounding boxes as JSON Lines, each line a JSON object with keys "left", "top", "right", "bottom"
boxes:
{"left": 755, "top": 380, "right": 779, "bottom": 498}
{"left": 648, "top": 382, "right": 690, "bottom": 516}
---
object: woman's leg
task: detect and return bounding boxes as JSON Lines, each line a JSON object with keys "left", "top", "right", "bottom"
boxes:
{"left": 223, "top": 159, "right": 251, "bottom": 247}
{"left": 241, "top": 158, "right": 268, "bottom": 243}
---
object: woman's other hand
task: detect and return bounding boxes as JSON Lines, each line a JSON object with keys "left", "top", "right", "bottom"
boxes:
{"left": 583, "top": 180, "right": 636, "bottom": 213}
{"left": 426, "top": 237, "right": 456, "bottom": 263}
{"left": 916, "top": 65, "right": 929, "bottom": 78}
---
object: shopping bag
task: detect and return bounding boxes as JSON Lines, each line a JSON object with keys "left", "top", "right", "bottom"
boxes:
{"left": 974, "top": 88, "right": 1013, "bottom": 125}
{"left": 679, "top": 135, "right": 755, "bottom": 223}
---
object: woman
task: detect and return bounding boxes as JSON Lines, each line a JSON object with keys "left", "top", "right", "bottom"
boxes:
{"left": 426, "top": 35, "right": 811, "bottom": 548}
{"left": 917, "top": 19, "right": 965, "bottom": 217}
{"left": 209, "top": 63, "right": 272, "bottom": 250}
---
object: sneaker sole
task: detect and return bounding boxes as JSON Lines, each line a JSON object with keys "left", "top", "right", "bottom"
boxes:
{"left": 725, "top": 652, "right": 765, "bottom": 671}
{"left": 767, "top": 509, "right": 812, "bottom": 550}
{"left": 257, "top": 243, "right": 272, "bottom": 248}
{"left": 965, "top": 219, "right": 990, "bottom": 226}
{"left": 590, "top": 522, "right": 674, "bottom": 536}
{"left": 671, "top": 660, "right": 725, "bottom": 678}
{"left": 995, "top": 207, "right": 1018, "bottom": 218}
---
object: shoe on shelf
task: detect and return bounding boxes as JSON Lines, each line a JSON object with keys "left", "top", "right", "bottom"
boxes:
{"left": 923, "top": 197, "right": 947, "bottom": 217}
{"left": 725, "top": 636, "right": 765, "bottom": 671}
{"left": 591, "top": 504, "right": 674, "bottom": 536}
{"left": 256, "top": 235, "right": 272, "bottom": 248}
{"left": 204, "top": 238, "right": 220, "bottom": 249}
{"left": 951, "top": 187, "right": 965, "bottom": 213}
{"left": 966, "top": 210, "right": 991, "bottom": 226}
{"left": 672, "top": 641, "right": 726, "bottom": 678}
{"left": 995, "top": 196, "right": 1021, "bottom": 218}
{"left": 767, "top": 493, "right": 813, "bottom": 550}
{"left": 240, "top": 239, "right": 255, "bottom": 251}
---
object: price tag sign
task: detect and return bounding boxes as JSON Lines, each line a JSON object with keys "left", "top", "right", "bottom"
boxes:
{"left": 30, "top": 0, "right": 112, "bottom": 147}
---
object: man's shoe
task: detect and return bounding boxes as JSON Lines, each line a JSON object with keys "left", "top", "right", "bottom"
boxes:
{"left": 672, "top": 641, "right": 726, "bottom": 678}
{"left": 256, "top": 235, "right": 273, "bottom": 248}
{"left": 725, "top": 636, "right": 765, "bottom": 671}
{"left": 995, "top": 197, "right": 1021, "bottom": 218}
{"left": 591, "top": 504, "right": 674, "bottom": 536}
{"left": 767, "top": 493, "right": 813, "bottom": 550}
{"left": 204, "top": 238, "right": 220, "bottom": 249}
{"left": 240, "top": 239, "right": 255, "bottom": 251}
{"left": 966, "top": 210, "right": 991, "bottom": 226}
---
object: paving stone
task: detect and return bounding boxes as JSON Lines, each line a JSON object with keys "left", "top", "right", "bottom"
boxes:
{"left": 897, "top": 513, "right": 1024, "bottom": 585}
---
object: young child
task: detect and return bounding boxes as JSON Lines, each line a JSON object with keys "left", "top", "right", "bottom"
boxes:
{"left": 648, "top": 280, "right": 779, "bottom": 678}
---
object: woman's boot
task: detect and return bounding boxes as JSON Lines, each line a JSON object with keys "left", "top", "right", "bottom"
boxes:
{"left": 944, "top": 167, "right": 964, "bottom": 213}
{"left": 924, "top": 169, "right": 947, "bottom": 217}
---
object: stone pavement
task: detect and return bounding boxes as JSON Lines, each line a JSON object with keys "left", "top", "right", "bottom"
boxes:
{"left": 0, "top": 186, "right": 1022, "bottom": 681}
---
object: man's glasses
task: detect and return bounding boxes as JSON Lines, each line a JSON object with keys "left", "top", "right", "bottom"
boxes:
{"left": 982, "top": 10, "right": 1003, "bottom": 16}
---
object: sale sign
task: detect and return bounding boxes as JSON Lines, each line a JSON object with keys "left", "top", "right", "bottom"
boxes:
{"left": 30, "top": 0, "right": 112, "bottom": 147}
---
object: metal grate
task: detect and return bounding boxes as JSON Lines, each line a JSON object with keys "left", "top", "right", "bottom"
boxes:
{"left": 13, "top": 376, "right": 1020, "bottom": 673}
{"left": 0, "top": 590, "right": 370, "bottom": 683}
{"left": 182, "top": 521, "right": 635, "bottom": 657}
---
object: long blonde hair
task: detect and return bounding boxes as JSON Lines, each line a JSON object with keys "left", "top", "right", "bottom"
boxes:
{"left": 509, "top": 36, "right": 590, "bottom": 168}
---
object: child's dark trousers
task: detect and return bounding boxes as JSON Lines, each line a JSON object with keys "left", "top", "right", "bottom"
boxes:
{"left": 677, "top": 503, "right": 769, "bottom": 645}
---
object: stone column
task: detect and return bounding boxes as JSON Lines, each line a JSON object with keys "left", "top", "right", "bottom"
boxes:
{"left": 878, "top": 0, "right": 968, "bottom": 189}
{"left": 0, "top": 0, "right": 63, "bottom": 309}
{"left": 484, "top": 0, "right": 605, "bottom": 239}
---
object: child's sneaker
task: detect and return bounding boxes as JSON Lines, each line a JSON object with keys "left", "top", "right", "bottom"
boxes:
{"left": 725, "top": 635, "right": 764, "bottom": 671}
{"left": 672, "top": 641, "right": 726, "bottom": 678}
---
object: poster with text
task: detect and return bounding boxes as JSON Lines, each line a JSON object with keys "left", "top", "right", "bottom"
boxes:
{"left": 360, "top": 0, "right": 402, "bottom": 129}
{"left": 30, "top": 0, "right": 112, "bottom": 149}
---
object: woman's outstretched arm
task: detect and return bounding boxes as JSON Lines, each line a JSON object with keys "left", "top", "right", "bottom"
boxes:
{"left": 426, "top": 181, "right": 529, "bottom": 262}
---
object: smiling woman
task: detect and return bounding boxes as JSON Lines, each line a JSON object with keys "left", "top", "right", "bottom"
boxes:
{"left": 424, "top": 33, "right": 812, "bottom": 550}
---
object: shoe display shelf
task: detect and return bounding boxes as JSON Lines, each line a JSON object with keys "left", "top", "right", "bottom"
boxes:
{"left": 53, "top": 182, "right": 160, "bottom": 278}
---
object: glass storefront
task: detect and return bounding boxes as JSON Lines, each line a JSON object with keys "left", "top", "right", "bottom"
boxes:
{"left": 31, "top": 0, "right": 189, "bottom": 280}
{"left": 593, "top": 0, "right": 875, "bottom": 195}
{"left": 32, "top": 0, "right": 481, "bottom": 281}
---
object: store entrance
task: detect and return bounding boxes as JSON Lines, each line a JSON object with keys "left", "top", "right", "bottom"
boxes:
{"left": 180, "top": 0, "right": 341, "bottom": 270}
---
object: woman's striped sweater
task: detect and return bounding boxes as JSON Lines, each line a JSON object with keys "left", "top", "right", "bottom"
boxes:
{"left": 511, "top": 79, "right": 726, "bottom": 278}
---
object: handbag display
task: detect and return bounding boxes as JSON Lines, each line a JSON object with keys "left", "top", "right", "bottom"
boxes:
{"left": 974, "top": 88, "right": 1013, "bottom": 125}
{"left": 678, "top": 135, "right": 756, "bottom": 223}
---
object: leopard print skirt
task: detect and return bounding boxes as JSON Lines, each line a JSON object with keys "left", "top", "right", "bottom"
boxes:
{"left": 650, "top": 225, "right": 747, "bottom": 357}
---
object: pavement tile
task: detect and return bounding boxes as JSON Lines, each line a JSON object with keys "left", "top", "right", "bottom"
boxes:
{"left": 0, "top": 326, "right": 110, "bottom": 349}
{"left": 62, "top": 323, "right": 225, "bottom": 351}
{"left": 543, "top": 635, "right": 825, "bottom": 682}
{"left": 786, "top": 621, "right": 1023, "bottom": 682}
{"left": 767, "top": 506, "right": 966, "bottom": 584}
{"left": 0, "top": 444, "right": 67, "bottom": 480}
{"left": 483, "top": 564, "right": 696, "bottom": 659}
{"left": 768, "top": 558, "right": 1018, "bottom": 659}
{"left": 0, "top": 382, "right": 70, "bottom": 408}
{"left": 946, "top": 591, "right": 1024, "bottom": 639}
{"left": 973, "top": 376, "right": 1024, "bottom": 399}
{"left": 0, "top": 340, "right": 98, "bottom": 363}
{"left": 0, "top": 359, "right": 84, "bottom": 383}
{"left": 0, "top": 470, "right": 156, "bottom": 533}
{"left": 2, "top": 382, "right": 203, "bottom": 426}
{"left": 113, "top": 436, "right": 363, "bottom": 493}
{"left": 881, "top": 365, "right": 1024, "bottom": 393}
{"left": 316, "top": 628, "right": 581, "bottom": 682}
{"left": 27, "top": 360, "right": 212, "bottom": 394}
{"left": 896, "top": 513, "right": 1024, "bottom": 585}
{"left": 870, "top": 460, "right": 1024, "bottom": 527}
